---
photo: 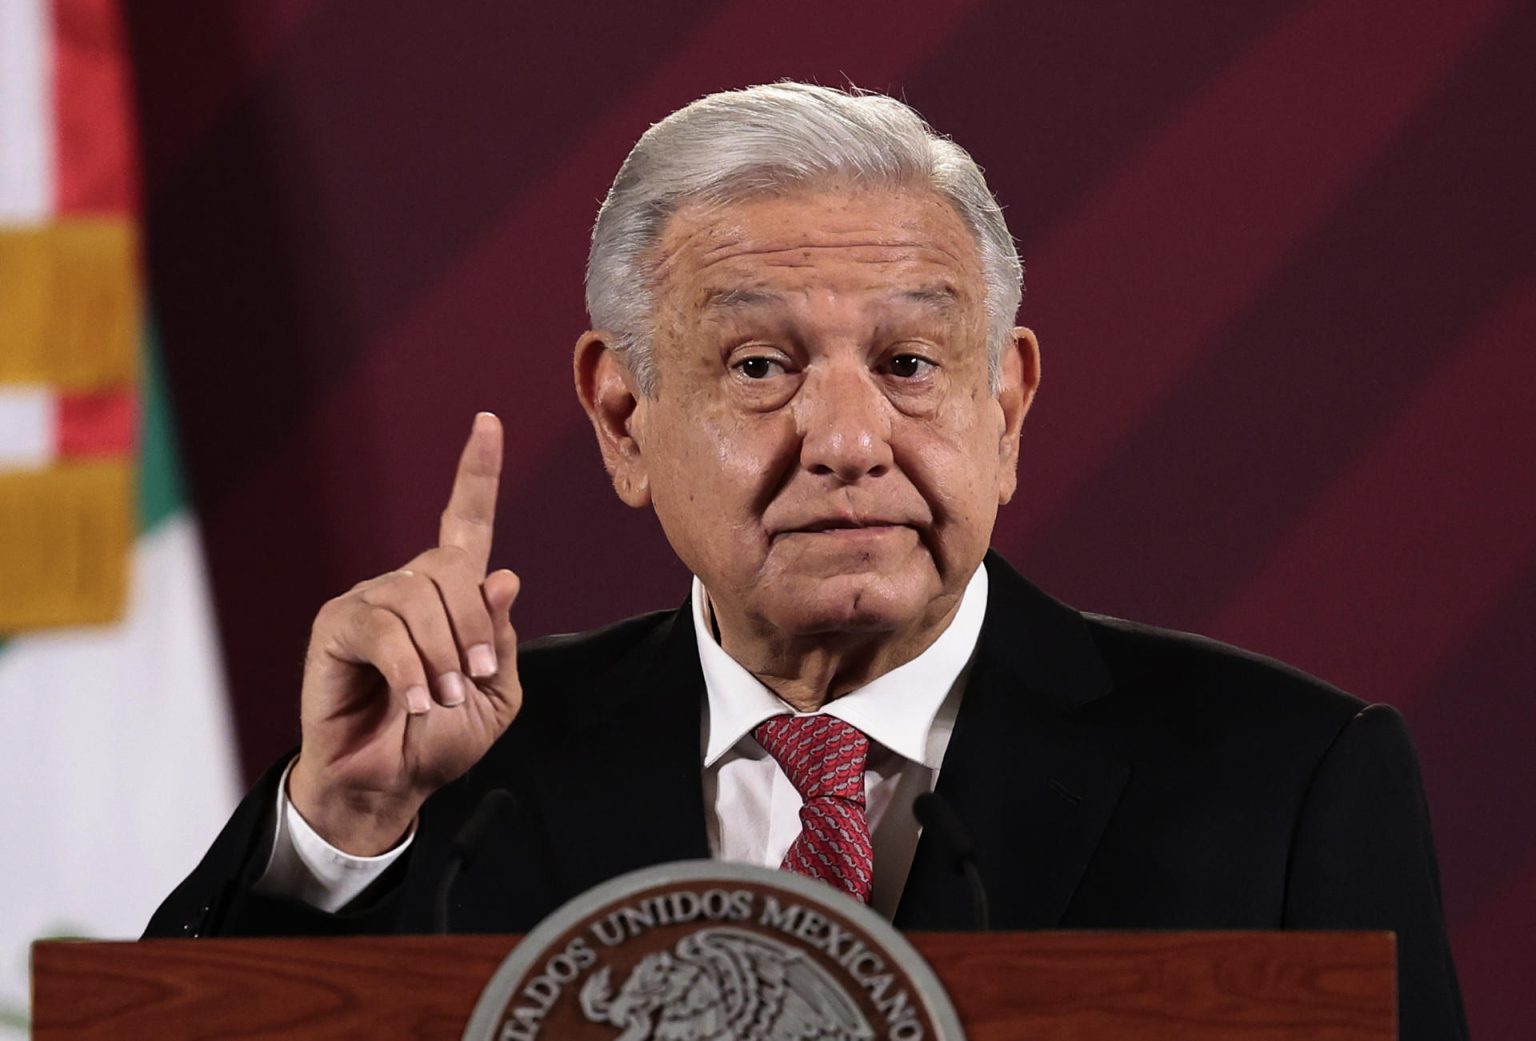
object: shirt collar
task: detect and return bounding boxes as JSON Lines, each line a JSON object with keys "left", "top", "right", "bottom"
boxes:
{"left": 693, "top": 563, "right": 989, "bottom": 768}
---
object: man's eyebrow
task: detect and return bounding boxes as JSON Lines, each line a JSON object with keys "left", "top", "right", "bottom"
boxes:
{"left": 699, "top": 287, "right": 784, "bottom": 311}
{"left": 896, "top": 284, "right": 964, "bottom": 311}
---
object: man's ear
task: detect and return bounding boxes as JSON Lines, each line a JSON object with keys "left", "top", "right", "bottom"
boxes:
{"left": 573, "top": 331, "right": 651, "bottom": 508}
{"left": 996, "top": 326, "right": 1041, "bottom": 506}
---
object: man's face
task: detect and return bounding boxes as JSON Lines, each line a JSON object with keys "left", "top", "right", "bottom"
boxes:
{"left": 585, "top": 183, "right": 1037, "bottom": 646}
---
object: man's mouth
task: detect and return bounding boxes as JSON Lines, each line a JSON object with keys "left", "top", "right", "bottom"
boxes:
{"left": 780, "top": 518, "right": 909, "bottom": 536}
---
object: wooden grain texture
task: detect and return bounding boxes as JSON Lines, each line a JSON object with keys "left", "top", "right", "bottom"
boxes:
{"left": 910, "top": 932, "right": 1396, "bottom": 1040}
{"left": 32, "top": 931, "right": 1394, "bottom": 1040}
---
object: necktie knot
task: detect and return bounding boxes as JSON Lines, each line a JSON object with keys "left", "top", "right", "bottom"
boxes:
{"left": 753, "top": 714, "right": 870, "bottom": 804}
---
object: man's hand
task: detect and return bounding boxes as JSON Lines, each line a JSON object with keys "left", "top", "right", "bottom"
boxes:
{"left": 288, "top": 412, "right": 522, "bottom": 855}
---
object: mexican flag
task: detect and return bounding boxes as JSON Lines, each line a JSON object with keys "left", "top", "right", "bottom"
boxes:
{"left": 0, "top": 0, "right": 240, "bottom": 1032}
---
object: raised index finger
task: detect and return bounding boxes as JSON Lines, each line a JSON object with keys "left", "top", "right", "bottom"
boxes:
{"left": 439, "top": 412, "right": 503, "bottom": 572}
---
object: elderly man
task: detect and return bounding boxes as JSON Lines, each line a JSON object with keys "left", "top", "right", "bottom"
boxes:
{"left": 148, "top": 84, "right": 1465, "bottom": 1037}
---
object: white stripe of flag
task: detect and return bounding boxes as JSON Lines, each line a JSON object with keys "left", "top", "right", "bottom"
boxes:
{"left": 0, "top": 385, "right": 56, "bottom": 470}
{"left": 0, "top": 0, "right": 53, "bottom": 223}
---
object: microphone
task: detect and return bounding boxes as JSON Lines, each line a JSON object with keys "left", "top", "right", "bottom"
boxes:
{"left": 913, "top": 792, "right": 991, "bottom": 931}
{"left": 434, "top": 788, "right": 518, "bottom": 934}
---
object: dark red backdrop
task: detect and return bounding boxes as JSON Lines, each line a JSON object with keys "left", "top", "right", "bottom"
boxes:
{"left": 123, "top": 1, "right": 1535, "bottom": 1034}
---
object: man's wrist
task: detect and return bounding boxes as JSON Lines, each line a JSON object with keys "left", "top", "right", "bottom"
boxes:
{"left": 287, "top": 759, "right": 421, "bottom": 856}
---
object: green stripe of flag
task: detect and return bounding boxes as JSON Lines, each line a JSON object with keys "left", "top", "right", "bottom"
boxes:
{"left": 138, "top": 319, "right": 186, "bottom": 534}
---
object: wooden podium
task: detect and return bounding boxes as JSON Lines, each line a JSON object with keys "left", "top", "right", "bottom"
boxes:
{"left": 33, "top": 931, "right": 1393, "bottom": 1039}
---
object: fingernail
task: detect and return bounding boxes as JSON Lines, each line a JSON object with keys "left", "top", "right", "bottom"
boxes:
{"left": 467, "top": 643, "right": 497, "bottom": 678}
{"left": 405, "top": 685, "right": 431, "bottom": 715}
{"left": 439, "top": 671, "right": 467, "bottom": 706}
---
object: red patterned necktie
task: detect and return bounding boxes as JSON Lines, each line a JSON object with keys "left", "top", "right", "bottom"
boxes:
{"left": 753, "top": 714, "right": 874, "bottom": 904}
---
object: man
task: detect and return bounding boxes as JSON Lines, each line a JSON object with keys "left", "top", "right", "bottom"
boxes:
{"left": 148, "top": 83, "right": 1465, "bottom": 1037}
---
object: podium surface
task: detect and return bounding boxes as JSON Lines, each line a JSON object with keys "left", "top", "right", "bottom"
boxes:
{"left": 33, "top": 931, "right": 1393, "bottom": 1040}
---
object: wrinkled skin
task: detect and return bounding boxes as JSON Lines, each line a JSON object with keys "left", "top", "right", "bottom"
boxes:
{"left": 577, "top": 183, "right": 1040, "bottom": 711}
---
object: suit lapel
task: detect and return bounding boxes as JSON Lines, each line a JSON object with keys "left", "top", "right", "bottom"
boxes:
{"left": 530, "top": 556, "right": 1128, "bottom": 926}
{"left": 532, "top": 605, "right": 712, "bottom": 899}
{"left": 896, "top": 553, "right": 1129, "bottom": 930}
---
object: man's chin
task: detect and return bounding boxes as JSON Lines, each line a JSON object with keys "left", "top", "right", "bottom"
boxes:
{"left": 758, "top": 571, "right": 932, "bottom": 637}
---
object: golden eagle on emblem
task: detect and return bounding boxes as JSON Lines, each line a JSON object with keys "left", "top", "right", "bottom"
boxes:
{"left": 577, "top": 926, "right": 875, "bottom": 1041}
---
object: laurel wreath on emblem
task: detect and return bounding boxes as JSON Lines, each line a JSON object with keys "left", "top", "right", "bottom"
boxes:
{"left": 577, "top": 926, "right": 875, "bottom": 1041}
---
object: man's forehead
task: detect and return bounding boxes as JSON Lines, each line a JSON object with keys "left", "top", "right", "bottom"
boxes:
{"left": 696, "top": 282, "right": 967, "bottom": 316}
{"left": 655, "top": 185, "right": 983, "bottom": 284}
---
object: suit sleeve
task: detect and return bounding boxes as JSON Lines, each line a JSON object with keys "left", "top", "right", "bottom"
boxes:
{"left": 1283, "top": 703, "right": 1467, "bottom": 1041}
{"left": 142, "top": 754, "right": 409, "bottom": 938}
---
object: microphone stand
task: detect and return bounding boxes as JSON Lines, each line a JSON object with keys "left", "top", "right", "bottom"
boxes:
{"left": 913, "top": 792, "right": 991, "bottom": 931}
{"left": 433, "top": 789, "right": 518, "bottom": 934}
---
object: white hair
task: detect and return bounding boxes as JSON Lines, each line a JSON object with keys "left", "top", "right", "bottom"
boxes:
{"left": 585, "top": 82, "right": 1023, "bottom": 394}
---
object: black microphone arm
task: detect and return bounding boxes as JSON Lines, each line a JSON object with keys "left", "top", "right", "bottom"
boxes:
{"left": 912, "top": 792, "right": 991, "bottom": 931}
{"left": 433, "top": 788, "right": 519, "bottom": 934}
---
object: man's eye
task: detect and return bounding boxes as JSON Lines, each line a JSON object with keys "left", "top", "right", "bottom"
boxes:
{"left": 886, "top": 354, "right": 934, "bottom": 378}
{"left": 734, "top": 356, "right": 785, "bottom": 380}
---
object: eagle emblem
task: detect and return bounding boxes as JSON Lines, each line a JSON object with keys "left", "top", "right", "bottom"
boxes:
{"left": 577, "top": 926, "right": 875, "bottom": 1041}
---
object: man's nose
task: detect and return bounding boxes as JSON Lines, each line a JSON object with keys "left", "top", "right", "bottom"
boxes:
{"left": 796, "top": 365, "right": 894, "bottom": 482}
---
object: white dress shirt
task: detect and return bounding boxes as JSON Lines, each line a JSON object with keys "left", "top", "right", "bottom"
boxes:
{"left": 697, "top": 566, "right": 985, "bottom": 917}
{"left": 256, "top": 564, "right": 989, "bottom": 919}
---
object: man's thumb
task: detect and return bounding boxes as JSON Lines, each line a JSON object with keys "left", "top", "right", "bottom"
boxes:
{"left": 484, "top": 568, "right": 521, "bottom": 668}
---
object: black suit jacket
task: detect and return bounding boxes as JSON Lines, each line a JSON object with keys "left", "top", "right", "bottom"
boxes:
{"left": 147, "top": 552, "right": 1466, "bottom": 1038}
